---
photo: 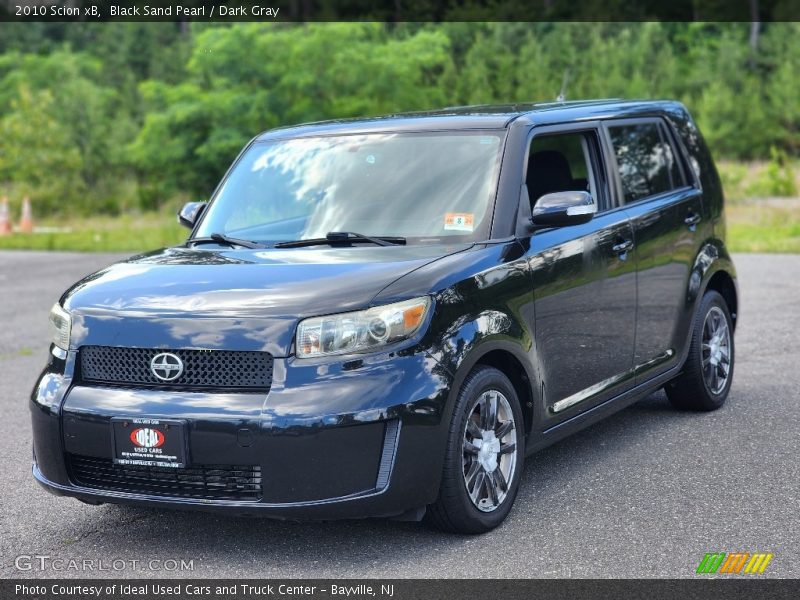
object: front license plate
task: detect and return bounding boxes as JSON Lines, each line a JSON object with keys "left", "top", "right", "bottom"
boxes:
{"left": 111, "top": 418, "right": 187, "bottom": 468}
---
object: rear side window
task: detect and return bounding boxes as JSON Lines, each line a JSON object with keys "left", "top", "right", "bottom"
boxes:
{"left": 608, "top": 121, "right": 684, "bottom": 204}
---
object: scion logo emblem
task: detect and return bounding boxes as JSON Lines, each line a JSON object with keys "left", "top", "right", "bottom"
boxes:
{"left": 150, "top": 352, "right": 184, "bottom": 381}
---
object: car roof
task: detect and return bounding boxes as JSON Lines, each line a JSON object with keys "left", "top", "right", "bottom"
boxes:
{"left": 255, "top": 99, "right": 688, "bottom": 140}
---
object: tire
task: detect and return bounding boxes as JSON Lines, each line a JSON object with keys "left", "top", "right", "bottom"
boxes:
{"left": 426, "top": 365, "right": 525, "bottom": 534}
{"left": 666, "top": 290, "right": 734, "bottom": 411}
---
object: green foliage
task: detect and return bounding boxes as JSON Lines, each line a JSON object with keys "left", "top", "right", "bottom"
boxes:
{"left": 716, "top": 162, "right": 749, "bottom": 201}
{"left": 745, "top": 148, "right": 798, "bottom": 197}
{"left": 131, "top": 24, "right": 453, "bottom": 198}
{"left": 0, "top": 86, "right": 84, "bottom": 213}
{"left": 0, "top": 22, "right": 799, "bottom": 218}
{"left": 0, "top": 50, "right": 138, "bottom": 214}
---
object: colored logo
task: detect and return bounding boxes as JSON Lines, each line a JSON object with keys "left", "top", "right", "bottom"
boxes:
{"left": 150, "top": 352, "right": 184, "bottom": 381}
{"left": 130, "top": 428, "right": 165, "bottom": 448}
{"left": 696, "top": 552, "right": 773, "bottom": 574}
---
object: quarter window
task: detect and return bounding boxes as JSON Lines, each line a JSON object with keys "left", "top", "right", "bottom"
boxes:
{"left": 662, "top": 126, "right": 686, "bottom": 189}
{"left": 609, "top": 122, "right": 682, "bottom": 203}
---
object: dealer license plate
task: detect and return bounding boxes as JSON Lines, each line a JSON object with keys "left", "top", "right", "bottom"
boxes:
{"left": 111, "top": 417, "right": 187, "bottom": 468}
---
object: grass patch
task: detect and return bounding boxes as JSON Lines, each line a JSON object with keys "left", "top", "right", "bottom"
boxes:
{"left": 0, "top": 212, "right": 187, "bottom": 253}
{"left": 0, "top": 347, "right": 36, "bottom": 360}
{"left": 718, "top": 158, "right": 799, "bottom": 202}
{"left": 726, "top": 201, "right": 800, "bottom": 253}
{"left": 0, "top": 195, "right": 798, "bottom": 254}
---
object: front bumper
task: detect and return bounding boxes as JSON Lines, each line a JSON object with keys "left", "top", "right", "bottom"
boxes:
{"left": 30, "top": 348, "right": 453, "bottom": 519}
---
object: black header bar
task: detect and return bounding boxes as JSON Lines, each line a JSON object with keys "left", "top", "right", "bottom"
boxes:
{"left": 3, "top": 0, "right": 800, "bottom": 22}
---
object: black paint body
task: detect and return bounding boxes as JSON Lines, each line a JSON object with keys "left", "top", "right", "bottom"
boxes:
{"left": 31, "top": 100, "right": 737, "bottom": 519}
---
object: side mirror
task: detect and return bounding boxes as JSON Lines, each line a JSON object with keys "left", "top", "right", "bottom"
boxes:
{"left": 177, "top": 201, "right": 206, "bottom": 230}
{"left": 530, "top": 191, "right": 596, "bottom": 229}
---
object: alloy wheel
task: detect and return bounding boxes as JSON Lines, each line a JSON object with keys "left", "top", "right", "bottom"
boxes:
{"left": 462, "top": 389, "right": 518, "bottom": 512}
{"left": 702, "top": 306, "right": 731, "bottom": 395}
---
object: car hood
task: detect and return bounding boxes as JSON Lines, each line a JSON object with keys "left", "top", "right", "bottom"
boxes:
{"left": 62, "top": 243, "right": 472, "bottom": 356}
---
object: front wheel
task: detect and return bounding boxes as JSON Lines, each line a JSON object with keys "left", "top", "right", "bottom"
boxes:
{"left": 426, "top": 366, "right": 525, "bottom": 534}
{"left": 666, "top": 290, "right": 735, "bottom": 411}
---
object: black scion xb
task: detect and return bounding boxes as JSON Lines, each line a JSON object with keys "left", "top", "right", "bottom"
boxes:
{"left": 32, "top": 100, "right": 737, "bottom": 533}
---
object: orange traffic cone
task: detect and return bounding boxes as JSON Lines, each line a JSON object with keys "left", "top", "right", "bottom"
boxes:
{"left": 19, "top": 196, "right": 33, "bottom": 233}
{"left": 0, "top": 197, "right": 11, "bottom": 235}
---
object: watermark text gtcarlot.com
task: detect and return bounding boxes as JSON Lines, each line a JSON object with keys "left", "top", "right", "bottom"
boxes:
{"left": 14, "top": 555, "right": 194, "bottom": 572}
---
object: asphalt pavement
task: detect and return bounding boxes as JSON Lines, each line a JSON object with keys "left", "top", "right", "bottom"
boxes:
{"left": 0, "top": 251, "right": 798, "bottom": 579}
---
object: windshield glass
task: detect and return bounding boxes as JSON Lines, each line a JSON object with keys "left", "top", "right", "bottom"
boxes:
{"left": 194, "top": 131, "right": 505, "bottom": 244}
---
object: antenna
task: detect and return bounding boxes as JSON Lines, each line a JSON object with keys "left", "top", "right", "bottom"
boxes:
{"left": 556, "top": 69, "right": 571, "bottom": 102}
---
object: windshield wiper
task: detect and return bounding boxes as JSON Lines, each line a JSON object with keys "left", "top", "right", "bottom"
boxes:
{"left": 274, "top": 231, "right": 406, "bottom": 249}
{"left": 190, "top": 233, "right": 266, "bottom": 249}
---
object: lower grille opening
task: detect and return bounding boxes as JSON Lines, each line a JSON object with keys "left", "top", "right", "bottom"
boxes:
{"left": 67, "top": 454, "right": 262, "bottom": 502}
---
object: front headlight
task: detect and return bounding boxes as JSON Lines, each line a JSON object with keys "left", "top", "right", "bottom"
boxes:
{"left": 48, "top": 303, "right": 71, "bottom": 351}
{"left": 296, "top": 296, "right": 431, "bottom": 358}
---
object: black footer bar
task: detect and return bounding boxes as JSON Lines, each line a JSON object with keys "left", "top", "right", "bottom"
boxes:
{"left": 3, "top": 579, "right": 800, "bottom": 600}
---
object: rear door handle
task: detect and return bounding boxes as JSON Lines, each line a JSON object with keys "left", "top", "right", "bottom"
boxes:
{"left": 612, "top": 239, "right": 633, "bottom": 254}
{"left": 684, "top": 212, "right": 702, "bottom": 226}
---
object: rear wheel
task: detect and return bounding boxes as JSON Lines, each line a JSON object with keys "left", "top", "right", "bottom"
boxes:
{"left": 426, "top": 366, "right": 524, "bottom": 534}
{"left": 666, "top": 290, "right": 734, "bottom": 411}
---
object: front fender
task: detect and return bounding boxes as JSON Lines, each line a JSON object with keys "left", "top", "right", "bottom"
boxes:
{"left": 415, "top": 244, "right": 538, "bottom": 435}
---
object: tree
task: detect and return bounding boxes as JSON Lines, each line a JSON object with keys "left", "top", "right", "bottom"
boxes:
{"left": 131, "top": 24, "right": 453, "bottom": 201}
{"left": 0, "top": 86, "right": 84, "bottom": 213}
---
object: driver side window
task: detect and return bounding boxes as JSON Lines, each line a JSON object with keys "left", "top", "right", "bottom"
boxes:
{"left": 526, "top": 132, "right": 598, "bottom": 209}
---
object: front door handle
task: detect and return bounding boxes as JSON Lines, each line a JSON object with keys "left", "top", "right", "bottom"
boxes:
{"left": 684, "top": 212, "right": 702, "bottom": 227}
{"left": 612, "top": 239, "right": 633, "bottom": 254}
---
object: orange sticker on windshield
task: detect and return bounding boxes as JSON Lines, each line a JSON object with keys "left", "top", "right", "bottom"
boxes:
{"left": 444, "top": 213, "right": 475, "bottom": 232}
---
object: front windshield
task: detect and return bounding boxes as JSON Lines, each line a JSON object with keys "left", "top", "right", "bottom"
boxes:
{"left": 194, "top": 131, "right": 505, "bottom": 244}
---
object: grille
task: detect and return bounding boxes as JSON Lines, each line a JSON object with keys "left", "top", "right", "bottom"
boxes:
{"left": 68, "top": 454, "right": 262, "bottom": 501}
{"left": 79, "top": 346, "right": 273, "bottom": 391}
